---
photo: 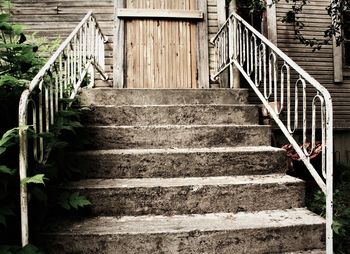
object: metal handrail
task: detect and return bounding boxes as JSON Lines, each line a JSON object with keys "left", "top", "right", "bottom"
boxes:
{"left": 18, "top": 11, "right": 108, "bottom": 246}
{"left": 211, "top": 11, "right": 333, "bottom": 253}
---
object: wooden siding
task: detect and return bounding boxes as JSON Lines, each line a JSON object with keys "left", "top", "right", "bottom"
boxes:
{"left": 11, "top": 0, "right": 218, "bottom": 87}
{"left": 208, "top": 0, "right": 219, "bottom": 76}
{"left": 276, "top": 0, "right": 350, "bottom": 128}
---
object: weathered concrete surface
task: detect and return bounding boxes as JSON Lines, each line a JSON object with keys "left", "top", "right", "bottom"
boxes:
{"left": 79, "top": 88, "right": 249, "bottom": 106}
{"left": 77, "top": 147, "right": 287, "bottom": 179}
{"left": 63, "top": 174, "right": 305, "bottom": 216}
{"left": 87, "top": 125, "right": 271, "bottom": 150}
{"left": 282, "top": 251, "right": 326, "bottom": 254}
{"left": 84, "top": 104, "right": 259, "bottom": 126}
{"left": 42, "top": 209, "right": 325, "bottom": 254}
{"left": 43, "top": 87, "right": 326, "bottom": 253}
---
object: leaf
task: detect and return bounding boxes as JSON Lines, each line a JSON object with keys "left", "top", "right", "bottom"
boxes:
{"left": 12, "top": 24, "right": 23, "bottom": 35}
{"left": 69, "top": 192, "right": 91, "bottom": 209}
{"left": 0, "top": 165, "right": 15, "bottom": 175}
{"left": 0, "top": 13, "right": 9, "bottom": 23}
{"left": 333, "top": 220, "right": 343, "bottom": 235}
{"left": 0, "top": 147, "right": 6, "bottom": 155}
{"left": 57, "top": 191, "right": 91, "bottom": 210}
{"left": 21, "top": 174, "right": 47, "bottom": 186}
{"left": 0, "top": 127, "right": 18, "bottom": 147}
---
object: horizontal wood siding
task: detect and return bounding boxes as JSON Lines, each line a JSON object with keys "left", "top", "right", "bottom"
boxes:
{"left": 208, "top": 0, "right": 219, "bottom": 78}
{"left": 11, "top": 0, "right": 115, "bottom": 83}
{"left": 11, "top": 0, "right": 218, "bottom": 87}
{"left": 276, "top": 0, "right": 350, "bottom": 128}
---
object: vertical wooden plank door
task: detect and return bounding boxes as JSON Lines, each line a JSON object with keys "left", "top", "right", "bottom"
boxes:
{"left": 123, "top": 0, "right": 199, "bottom": 89}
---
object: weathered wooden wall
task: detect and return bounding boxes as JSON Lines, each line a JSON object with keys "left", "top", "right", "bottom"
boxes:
{"left": 208, "top": 0, "right": 219, "bottom": 76}
{"left": 276, "top": 0, "right": 350, "bottom": 129}
{"left": 11, "top": 0, "right": 219, "bottom": 86}
{"left": 11, "top": 0, "right": 115, "bottom": 84}
{"left": 124, "top": 0, "right": 198, "bottom": 89}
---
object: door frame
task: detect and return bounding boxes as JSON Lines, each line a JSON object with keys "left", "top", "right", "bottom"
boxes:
{"left": 113, "top": 0, "right": 210, "bottom": 89}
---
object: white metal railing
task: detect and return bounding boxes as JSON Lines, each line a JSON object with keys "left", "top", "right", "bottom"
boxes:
{"left": 211, "top": 12, "right": 333, "bottom": 253}
{"left": 18, "top": 11, "right": 108, "bottom": 246}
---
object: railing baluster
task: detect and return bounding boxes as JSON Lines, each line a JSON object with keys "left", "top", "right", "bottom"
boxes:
{"left": 38, "top": 81, "right": 44, "bottom": 163}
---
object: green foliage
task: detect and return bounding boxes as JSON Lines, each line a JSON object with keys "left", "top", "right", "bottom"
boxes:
{"left": 20, "top": 174, "right": 47, "bottom": 186}
{"left": 0, "top": 165, "right": 15, "bottom": 175}
{"left": 57, "top": 192, "right": 91, "bottom": 210}
{"left": 307, "top": 163, "right": 350, "bottom": 253}
{"left": 234, "top": 0, "right": 350, "bottom": 50}
{"left": 0, "top": 244, "right": 44, "bottom": 254}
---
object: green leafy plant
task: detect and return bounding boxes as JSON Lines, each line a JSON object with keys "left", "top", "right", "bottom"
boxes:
{"left": 0, "top": 244, "right": 44, "bottom": 254}
{"left": 57, "top": 192, "right": 91, "bottom": 210}
{"left": 307, "top": 163, "right": 350, "bottom": 253}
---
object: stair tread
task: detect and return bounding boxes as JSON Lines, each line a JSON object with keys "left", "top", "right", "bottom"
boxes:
{"left": 80, "top": 88, "right": 250, "bottom": 106}
{"left": 46, "top": 208, "right": 325, "bottom": 235}
{"left": 89, "top": 104, "right": 258, "bottom": 108}
{"left": 84, "top": 88, "right": 249, "bottom": 91}
{"left": 78, "top": 146, "right": 285, "bottom": 155}
{"left": 64, "top": 174, "right": 302, "bottom": 189}
{"left": 282, "top": 251, "right": 325, "bottom": 254}
{"left": 87, "top": 124, "right": 268, "bottom": 128}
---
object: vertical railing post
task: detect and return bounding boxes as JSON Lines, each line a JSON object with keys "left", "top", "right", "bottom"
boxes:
{"left": 326, "top": 99, "right": 334, "bottom": 254}
{"left": 229, "top": 0, "right": 240, "bottom": 88}
{"left": 18, "top": 92, "right": 29, "bottom": 247}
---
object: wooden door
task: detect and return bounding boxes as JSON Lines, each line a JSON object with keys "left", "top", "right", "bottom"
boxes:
{"left": 117, "top": 0, "right": 203, "bottom": 88}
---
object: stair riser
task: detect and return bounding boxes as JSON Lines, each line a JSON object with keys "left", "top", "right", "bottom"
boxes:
{"left": 79, "top": 150, "right": 287, "bottom": 179}
{"left": 87, "top": 126, "right": 271, "bottom": 150}
{"left": 80, "top": 89, "right": 249, "bottom": 106}
{"left": 68, "top": 182, "right": 305, "bottom": 216}
{"left": 42, "top": 225, "right": 325, "bottom": 254}
{"left": 85, "top": 105, "right": 259, "bottom": 126}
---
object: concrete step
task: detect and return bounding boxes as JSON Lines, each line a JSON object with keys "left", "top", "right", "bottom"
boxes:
{"left": 282, "top": 251, "right": 326, "bottom": 254}
{"left": 86, "top": 124, "right": 271, "bottom": 150}
{"left": 42, "top": 208, "right": 325, "bottom": 254}
{"left": 77, "top": 147, "right": 287, "bottom": 179}
{"left": 84, "top": 104, "right": 259, "bottom": 126}
{"left": 63, "top": 174, "right": 305, "bottom": 216}
{"left": 79, "top": 88, "right": 249, "bottom": 106}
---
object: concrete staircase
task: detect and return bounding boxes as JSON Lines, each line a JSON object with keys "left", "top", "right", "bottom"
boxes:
{"left": 44, "top": 88, "right": 326, "bottom": 253}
